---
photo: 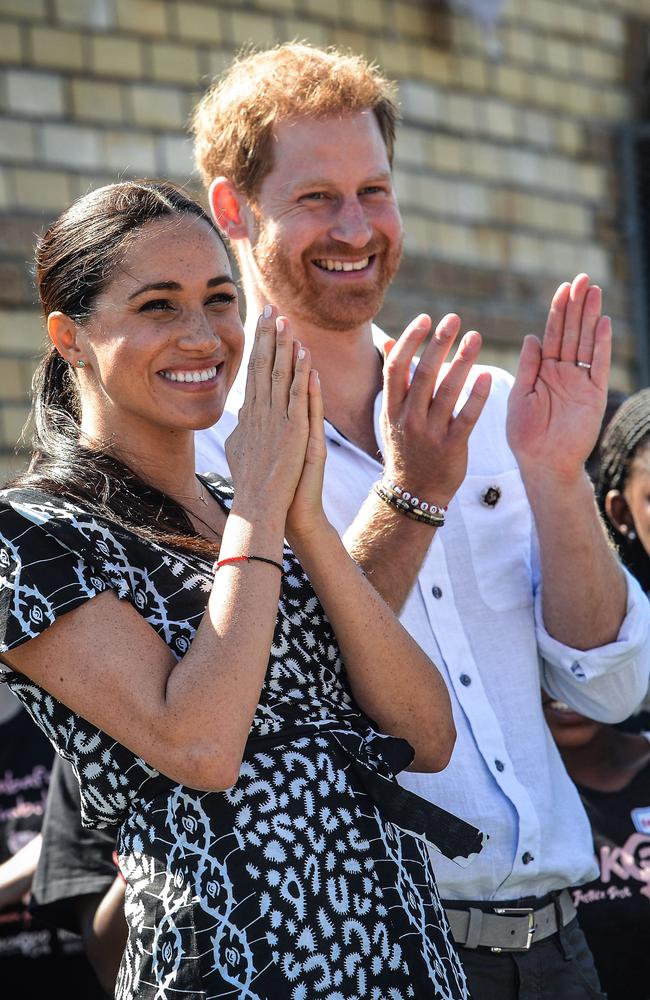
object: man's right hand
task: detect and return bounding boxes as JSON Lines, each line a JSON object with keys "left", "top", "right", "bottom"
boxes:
{"left": 380, "top": 313, "right": 492, "bottom": 507}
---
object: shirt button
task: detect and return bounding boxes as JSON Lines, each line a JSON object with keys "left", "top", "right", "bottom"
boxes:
{"left": 460, "top": 674, "right": 472, "bottom": 686}
{"left": 494, "top": 759, "right": 505, "bottom": 772}
{"left": 431, "top": 586, "right": 443, "bottom": 599}
{"left": 522, "top": 851, "right": 534, "bottom": 865}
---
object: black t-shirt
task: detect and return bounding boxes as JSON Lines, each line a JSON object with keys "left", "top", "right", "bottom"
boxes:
{"left": 572, "top": 760, "right": 650, "bottom": 1000}
{"left": 0, "top": 702, "right": 106, "bottom": 996}
{"left": 30, "top": 754, "right": 118, "bottom": 934}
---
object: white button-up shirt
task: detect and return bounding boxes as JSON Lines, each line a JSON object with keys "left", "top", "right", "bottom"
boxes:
{"left": 195, "top": 341, "right": 650, "bottom": 903}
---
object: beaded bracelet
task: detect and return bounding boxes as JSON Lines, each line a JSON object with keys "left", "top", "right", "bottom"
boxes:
{"left": 214, "top": 554, "right": 284, "bottom": 574}
{"left": 374, "top": 481, "right": 445, "bottom": 527}
{"left": 383, "top": 479, "right": 448, "bottom": 518}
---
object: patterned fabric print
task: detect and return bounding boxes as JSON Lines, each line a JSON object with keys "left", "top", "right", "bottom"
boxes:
{"left": 0, "top": 479, "right": 469, "bottom": 999}
{"left": 115, "top": 732, "right": 468, "bottom": 999}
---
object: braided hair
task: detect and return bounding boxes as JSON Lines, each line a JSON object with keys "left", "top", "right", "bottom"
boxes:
{"left": 597, "top": 388, "right": 650, "bottom": 591}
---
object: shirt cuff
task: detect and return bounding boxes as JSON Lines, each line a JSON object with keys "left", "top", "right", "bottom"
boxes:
{"left": 535, "top": 567, "right": 650, "bottom": 682}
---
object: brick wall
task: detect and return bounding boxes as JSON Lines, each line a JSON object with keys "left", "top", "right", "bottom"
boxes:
{"left": 0, "top": 0, "right": 649, "bottom": 481}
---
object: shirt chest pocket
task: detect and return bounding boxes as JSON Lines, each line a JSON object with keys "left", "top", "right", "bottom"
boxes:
{"left": 456, "top": 469, "right": 534, "bottom": 612}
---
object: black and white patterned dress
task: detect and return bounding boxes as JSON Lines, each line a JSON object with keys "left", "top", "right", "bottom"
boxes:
{"left": 0, "top": 476, "right": 482, "bottom": 999}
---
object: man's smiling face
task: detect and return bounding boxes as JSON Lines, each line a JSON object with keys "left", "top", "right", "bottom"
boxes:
{"left": 248, "top": 111, "right": 404, "bottom": 332}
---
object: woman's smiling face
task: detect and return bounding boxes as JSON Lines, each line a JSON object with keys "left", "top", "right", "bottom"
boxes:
{"left": 74, "top": 213, "right": 243, "bottom": 445}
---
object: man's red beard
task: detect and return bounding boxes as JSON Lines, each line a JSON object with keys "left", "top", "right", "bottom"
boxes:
{"left": 251, "top": 228, "right": 403, "bottom": 332}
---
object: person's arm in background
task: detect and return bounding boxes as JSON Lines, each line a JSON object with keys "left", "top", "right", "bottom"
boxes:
{"left": 0, "top": 833, "right": 41, "bottom": 911}
{"left": 77, "top": 872, "right": 127, "bottom": 996}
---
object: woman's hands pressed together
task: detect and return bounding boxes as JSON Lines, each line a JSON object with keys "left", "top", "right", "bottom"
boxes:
{"left": 225, "top": 306, "right": 313, "bottom": 521}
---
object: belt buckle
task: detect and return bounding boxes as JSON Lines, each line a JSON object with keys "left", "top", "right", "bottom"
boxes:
{"left": 490, "top": 906, "right": 535, "bottom": 953}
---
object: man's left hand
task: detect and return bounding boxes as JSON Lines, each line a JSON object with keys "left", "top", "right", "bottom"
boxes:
{"left": 507, "top": 272, "right": 611, "bottom": 483}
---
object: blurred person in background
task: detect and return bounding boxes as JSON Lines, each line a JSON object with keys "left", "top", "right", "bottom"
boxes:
{"left": 0, "top": 682, "right": 107, "bottom": 997}
{"left": 29, "top": 755, "right": 126, "bottom": 996}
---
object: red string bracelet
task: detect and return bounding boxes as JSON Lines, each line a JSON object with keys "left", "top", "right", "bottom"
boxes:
{"left": 214, "top": 555, "right": 284, "bottom": 574}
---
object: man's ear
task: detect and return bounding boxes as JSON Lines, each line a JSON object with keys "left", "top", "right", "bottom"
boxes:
{"left": 47, "top": 312, "right": 85, "bottom": 368}
{"left": 605, "top": 489, "right": 634, "bottom": 537}
{"left": 209, "top": 178, "right": 249, "bottom": 240}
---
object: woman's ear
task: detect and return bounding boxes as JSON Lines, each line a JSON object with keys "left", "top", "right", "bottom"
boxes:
{"left": 209, "top": 178, "right": 250, "bottom": 240}
{"left": 605, "top": 489, "right": 635, "bottom": 538}
{"left": 47, "top": 312, "right": 85, "bottom": 369}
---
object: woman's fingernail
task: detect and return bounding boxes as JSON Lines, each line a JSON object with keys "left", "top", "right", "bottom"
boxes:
{"left": 263, "top": 304, "right": 272, "bottom": 319}
{"left": 276, "top": 318, "right": 285, "bottom": 333}
{"left": 298, "top": 348, "right": 306, "bottom": 360}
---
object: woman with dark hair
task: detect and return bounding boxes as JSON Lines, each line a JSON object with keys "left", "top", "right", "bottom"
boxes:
{"left": 597, "top": 387, "right": 650, "bottom": 594}
{"left": 0, "top": 180, "right": 486, "bottom": 999}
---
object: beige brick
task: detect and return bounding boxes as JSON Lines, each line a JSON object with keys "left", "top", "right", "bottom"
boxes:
{"left": 0, "top": 119, "right": 36, "bottom": 161}
{"left": 91, "top": 35, "right": 144, "bottom": 78}
{"left": 129, "top": 84, "right": 185, "bottom": 127}
{"left": 0, "top": 22, "right": 23, "bottom": 63}
{"left": 303, "top": 0, "right": 339, "bottom": 17}
{"left": 0, "top": 358, "right": 24, "bottom": 397}
{"left": 399, "top": 80, "right": 447, "bottom": 126}
{"left": 349, "top": 0, "right": 385, "bottom": 29}
{"left": 0, "top": 0, "right": 46, "bottom": 18}
{"left": 13, "top": 167, "right": 70, "bottom": 211}
{"left": 71, "top": 78, "right": 125, "bottom": 122}
{"left": 429, "top": 135, "right": 465, "bottom": 173}
{"left": 115, "top": 0, "right": 169, "bottom": 35}
{"left": 54, "top": 0, "right": 115, "bottom": 28}
{"left": 394, "top": 2, "right": 431, "bottom": 38}
{"left": 229, "top": 11, "right": 279, "bottom": 47}
{"left": 541, "top": 38, "right": 573, "bottom": 74}
{"left": 69, "top": 172, "right": 124, "bottom": 199}
{"left": 602, "top": 88, "right": 632, "bottom": 120}
{"left": 580, "top": 46, "right": 622, "bottom": 83}
{"left": 467, "top": 141, "right": 504, "bottom": 181}
{"left": 2, "top": 403, "right": 31, "bottom": 447}
{"left": 453, "top": 55, "right": 487, "bottom": 91}
{"left": 6, "top": 70, "right": 65, "bottom": 117}
{"left": 495, "top": 64, "right": 528, "bottom": 102}
{"left": 555, "top": 3, "right": 585, "bottom": 35}
{"left": 42, "top": 123, "right": 102, "bottom": 169}
{"left": 0, "top": 168, "right": 10, "bottom": 208}
{"left": 159, "top": 133, "right": 194, "bottom": 179}
{"left": 0, "top": 310, "right": 44, "bottom": 353}
{"left": 555, "top": 119, "right": 583, "bottom": 155}
{"left": 30, "top": 27, "right": 85, "bottom": 71}
{"left": 508, "top": 233, "right": 547, "bottom": 274}
{"left": 417, "top": 49, "right": 452, "bottom": 87}
{"left": 150, "top": 41, "right": 201, "bottom": 84}
{"left": 522, "top": 110, "right": 554, "bottom": 149}
{"left": 253, "top": 0, "right": 295, "bottom": 10}
{"left": 594, "top": 13, "right": 625, "bottom": 47}
{"left": 204, "top": 49, "right": 235, "bottom": 80}
{"left": 484, "top": 99, "right": 519, "bottom": 140}
{"left": 446, "top": 93, "right": 477, "bottom": 131}
{"left": 578, "top": 163, "right": 608, "bottom": 200}
{"left": 281, "top": 18, "right": 328, "bottom": 48}
{"left": 503, "top": 148, "right": 542, "bottom": 187}
{"left": 175, "top": 2, "right": 222, "bottom": 42}
{"left": 502, "top": 27, "right": 538, "bottom": 64}
{"left": 394, "top": 126, "right": 428, "bottom": 169}
{"left": 102, "top": 129, "right": 157, "bottom": 173}
{"left": 530, "top": 72, "right": 562, "bottom": 110}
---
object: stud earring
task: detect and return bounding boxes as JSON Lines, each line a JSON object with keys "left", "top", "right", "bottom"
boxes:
{"left": 628, "top": 528, "right": 637, "bottom": 541}
{"left": 75, "top": 360, "right": 86, "bottom": 369}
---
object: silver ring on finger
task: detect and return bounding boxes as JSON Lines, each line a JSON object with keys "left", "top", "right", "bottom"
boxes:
{"left": 575, "top": 360, "right": 592, "bottom": 370}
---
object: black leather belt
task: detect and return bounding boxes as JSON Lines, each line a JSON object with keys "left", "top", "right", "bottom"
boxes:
{"left": 444, "top": 889, "right": 576, "bottom": 952}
